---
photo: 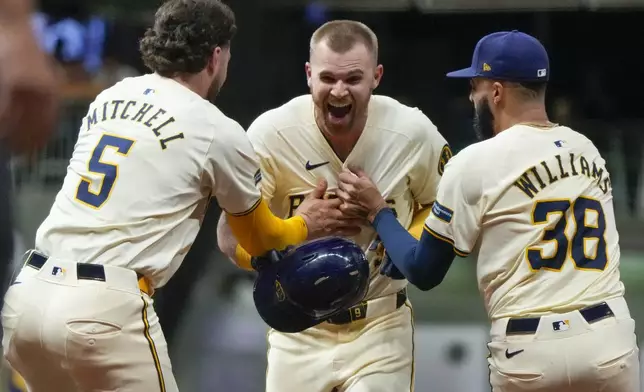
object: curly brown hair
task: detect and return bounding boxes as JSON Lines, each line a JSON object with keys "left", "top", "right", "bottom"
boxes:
{"left": 139, "top": 0, "right": 237, "bottom": 77}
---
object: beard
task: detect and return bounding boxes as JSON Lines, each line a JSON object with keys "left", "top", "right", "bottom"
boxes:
{"left": 207, "top": 76, "right": 224, "bottom": 104}
{"left": 473, "top": 98, "right": 496, "bottom": 141}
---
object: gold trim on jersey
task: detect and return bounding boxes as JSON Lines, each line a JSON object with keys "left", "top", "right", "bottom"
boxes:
{"left": 226, "top": 197, "right": 262, "bottom": 217}
{"left": 141, "top": 296, "right": 166, "bottom": 392}
{"left": 423, "top": 224, "right": 470, "bottom": 257}
{"left": 405, "top": 302, "right": 416, "bottom": 392}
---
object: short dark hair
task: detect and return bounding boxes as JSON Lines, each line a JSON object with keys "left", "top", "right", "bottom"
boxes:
{"left": 310, "top": 20, "right": 378, "bottom": 61}
{"left": 517, "top": 81, "right": 548, "bottom": 99}
{"left": 140, "top": 0, "right": 237, "bottom": 77}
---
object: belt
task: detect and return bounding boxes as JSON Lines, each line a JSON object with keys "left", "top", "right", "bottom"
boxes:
{"left": 506, "top": 302, "right": 615, "bottom": 335}
{"left": 327, "top": 289, "right": 407, "bottom": 325}
{"left": 24, "top": 252, "right": 153, "bottom": 297}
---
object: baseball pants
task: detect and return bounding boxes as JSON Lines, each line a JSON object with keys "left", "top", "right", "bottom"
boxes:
{"left": 266, "top": 293, "right": 415, "bottom": 392}
{"left": 487, "top": 296, "right": 639, "bottom": 392}
{"left": 1, "top": 252, "right": 179, "bottom": 392}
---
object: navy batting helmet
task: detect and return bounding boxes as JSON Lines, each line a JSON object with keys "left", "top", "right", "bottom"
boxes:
{"left": 252, "top": 236, "right": 369, "bottom": 333}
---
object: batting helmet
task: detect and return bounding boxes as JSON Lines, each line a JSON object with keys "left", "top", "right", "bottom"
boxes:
{"left": 252, "top": 236, "right": 369, "bottom": 333}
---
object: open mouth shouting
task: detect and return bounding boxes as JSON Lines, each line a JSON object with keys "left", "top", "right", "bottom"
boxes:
{"left": 326, "top": 102, "right": 353, "bottom": 124}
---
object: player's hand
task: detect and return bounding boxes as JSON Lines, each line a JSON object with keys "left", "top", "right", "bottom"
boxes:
{"left": 337, "top": 167, "right": 388, "bottom": 223}
{"left": 296, "top": 178, "right": 364, "bottom": 239}
{"left": 0, "top": 22, "right": 59, "bottom": 154}
{"left": 251, "top": 247, "right": 293, "bottom": 271}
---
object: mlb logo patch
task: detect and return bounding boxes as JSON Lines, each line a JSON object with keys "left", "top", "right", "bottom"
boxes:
{"left": 554, "top": 140, "right": 566, "bottom": 148}
{"left": 51, "top": 266, "right": 66, "bottom": 277}
{"left": 143, "top": 88, "right": 155, "bottom": 95}
{"left": 537, "top": 68, "right": 547, "bottom": 77}
{"left": 552, "top": 320, "right": 570, "bottom": 332}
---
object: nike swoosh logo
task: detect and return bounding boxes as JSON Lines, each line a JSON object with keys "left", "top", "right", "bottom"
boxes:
{"left": 305, "top": 161, "right": 329, "bottom": 170}
{"left": 505, "top": 349, "right": 524, "bottom": 359}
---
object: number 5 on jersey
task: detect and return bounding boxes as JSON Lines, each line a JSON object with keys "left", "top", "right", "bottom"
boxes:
{"left": 527, "top": 197, "right": 608, "bottom": 272}
{"left": 75, "top": 134, "right": 135, "bottom": 209}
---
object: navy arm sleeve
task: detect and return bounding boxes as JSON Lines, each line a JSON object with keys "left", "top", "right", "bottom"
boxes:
{"left": 372, "top": 208, "right": 456, "bottom": 291}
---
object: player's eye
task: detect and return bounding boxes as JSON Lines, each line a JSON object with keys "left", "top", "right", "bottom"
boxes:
{"left": 320, "top": 76, "right": 335, "bottom": 84}
{"left": 346, "top": 77, "right": 362, "bottom": 85}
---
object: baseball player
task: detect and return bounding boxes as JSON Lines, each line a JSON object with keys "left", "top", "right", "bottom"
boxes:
{"left": 0, "top": 2, "right": 360, "bottom": 391}
{"left": 338, "top": 30, "right": 640, "bottom": 392}
{"left": 217, "top": 20, "right": 450, "bottom": 392}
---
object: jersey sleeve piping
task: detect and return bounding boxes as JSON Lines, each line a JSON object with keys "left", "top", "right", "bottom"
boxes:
{"left": 225, "top": 197, "right": 262, "bottom": 217}
{"left": 423, "top": 224, "right": 470, "bottom": 257}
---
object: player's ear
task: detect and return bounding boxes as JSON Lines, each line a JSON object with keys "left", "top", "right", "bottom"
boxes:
{"left": 491, "top": 81, "right": 503, "bottom": 105}
{"left": 208, "top": 47, "right": 222, "bottom": 75}
{"left": 305, "top": 62, "right": 312, "bottom": 88}
{"left": 372, "top": 64, "right": 383, "bottom": 89}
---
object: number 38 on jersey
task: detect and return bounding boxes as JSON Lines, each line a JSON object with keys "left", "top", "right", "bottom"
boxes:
{"left": 527, "top": 197, "right": 608, "bottom": 272}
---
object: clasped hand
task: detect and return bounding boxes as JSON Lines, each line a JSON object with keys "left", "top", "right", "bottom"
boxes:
{"left": 293, "top": 178, "right": 365, "bottom": 240}
{"left": 336, "top": 167, "right": 388, "bottom": 223}
{"left": 337, "top": 167, "right": 406, "bottom": 280}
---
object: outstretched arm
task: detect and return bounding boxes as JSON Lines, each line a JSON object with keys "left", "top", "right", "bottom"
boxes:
{"left": 371, "top": 206, "right": 455, "bottom": 291}
{"left": 337, "top": 158, "right": 482, "bottom": 291}
{"left": 217, "top": 177, "right": 363, "bottom": 268}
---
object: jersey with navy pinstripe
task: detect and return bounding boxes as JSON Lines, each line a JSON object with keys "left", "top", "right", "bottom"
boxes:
{"left": 424, "top": 124, "right": 625, "bottom": 320}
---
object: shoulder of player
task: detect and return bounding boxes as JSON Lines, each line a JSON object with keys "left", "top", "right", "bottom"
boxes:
{"left": 181, "top": 102, "right": 246, "bottom": 144}
{"left": 444, "top": 141, "right": 496, "bottom": 174}
{"left": 556, "top": 124, "right": 598, "bottom": 147}
{"left": 247, "top": 95, "right": 313, "bottom": 139}
{"left": 91, "top": 74, "right": 141, "bottom": 102}
{"left": 369, "top": 95, "right": 442, "bottom": 142}
{"left": 100, "top": 73, "right": 154, "bottom": 94}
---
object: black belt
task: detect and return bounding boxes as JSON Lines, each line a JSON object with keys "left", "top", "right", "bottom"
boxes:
{"left": 506, "top": 302, "right": 615, "bottom": 335}
{"left": 24, "top": 252, "right": 111, "bottom": 282}
{"left": 327, "top": 289, "right": 407, "bottom": 325}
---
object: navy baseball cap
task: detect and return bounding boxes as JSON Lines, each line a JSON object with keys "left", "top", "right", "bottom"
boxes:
{"left": 446, "top": 30, "right": 549, "bottom": 82}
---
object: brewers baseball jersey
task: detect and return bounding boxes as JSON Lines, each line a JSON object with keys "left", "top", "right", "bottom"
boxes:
{"left": 425, "top": 124, "right": 625, "bottom": 320}
{"left": 247, "top": 95, "right": 448, "bottom": 300}
{"left": 35, "top": 73, "right": 262, "bottom": 288}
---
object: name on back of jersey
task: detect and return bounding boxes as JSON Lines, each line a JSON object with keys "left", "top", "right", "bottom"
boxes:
{"left": 513, "top": 152, "right": 611, "bottom": 199}
{"left": 85, "top": 99, "right": 185, "bottom": 150}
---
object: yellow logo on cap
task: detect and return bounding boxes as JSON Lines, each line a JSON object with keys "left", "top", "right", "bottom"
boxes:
{"left": 483, "top": 63, "right": 492, "bottom": 72}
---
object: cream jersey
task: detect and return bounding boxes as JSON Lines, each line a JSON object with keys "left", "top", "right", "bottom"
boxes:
{"left": 247, "top": 95, "right": 449, "bottom": 300}
{"left": 35, "top": 73, "right": 262, "bottom": 288}
{"left": 424, "top": 124, "right": 625, "bottom": 320}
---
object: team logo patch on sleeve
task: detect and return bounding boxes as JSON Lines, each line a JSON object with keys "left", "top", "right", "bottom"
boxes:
{"left": 431, "top": 201, "right": 454, "bottom": 223}
{"left": 438, "top": 144, "right": 453, "bottom": 175}
{"left": 254, "top": 169, "right": 262, "bottom": 185}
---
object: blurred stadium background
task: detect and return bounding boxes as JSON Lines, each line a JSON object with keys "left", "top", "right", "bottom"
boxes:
{"left": 4, "top": 0, "right": 644, "bottom": 391}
